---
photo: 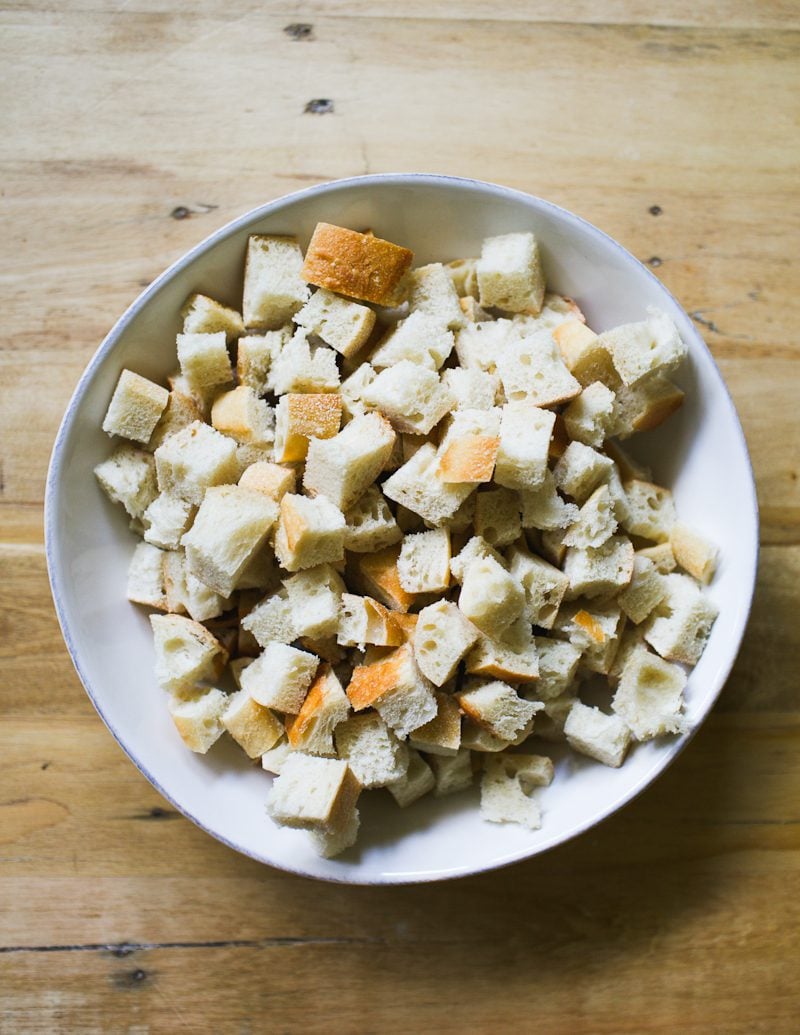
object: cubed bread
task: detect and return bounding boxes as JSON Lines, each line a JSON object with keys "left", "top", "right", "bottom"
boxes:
{"left": 562, "top": 483, "right": 618, "bottom": 550}
{"left": 283, "top": 564, "right": 345, "bottom": 640}
{"left": 473, "top": 488, "right": 522, "bottom": 548}
{"left": 617, "top": 555, "right": 668, "bottom": 624}
{"left": 147, "top": 389, "right": 204, "bottom": 451}
{"left": 607, "top": 623, "right": 648, "bottom": 686}
{"left": 506, "top": 543, "right": 569, "bottom": 629}
{"left": 414, "top": 599, "right": 479, "bottom": 686}
{"left": 269, "top": 332, "right": 340, "bottom": 395}
{"left": 127, "top": 541, "right": 168, "bottom": 610}
{"left": 274, "top": 493, "right": 346, "bottom": 572}
{"left": 236, "top": 329, "right": 290, "bottom": 396}
{"left": 465, "top": 618, "right": 539, "bottom": 683}
{"left": 643, "top": 572, "right": 719, "bottom": 665}
{"left": 604, "top": 438, "right": 652, "bottom": 482}
{"left": 494, "top": 401, "right": 555, "bottom": 491}
{"left": 539, "top": 528, "right": 569, "bottom": 567}
{"left": 241, "top": 590, "right": 297, "bottom": 647}
{"left": 222, "top": 688, "right": 284, "bottom": 758}
{"left": 408, "top": 691, "right": 462, "bottom": 756}
{"left": 241, "top": 642, "right": 319, "bottom": 713}
{"left": 102, "top": 369, "right": 169, "bottom": 444}
{"left": 597, "top": 308, "right": 687, "bottom": 387}
{"left": 362, "top": 361, "right": 455, "bottom": 435}
{"left": 456, "top": 680, "right": 540, "bottom": 742}
{"left": 162, "top": 550, "right": 230, "bottom": 622}
{"left": 637, "top": 541, "right": 677, "bottom": 573}
{"left": 438, "top": 405, "right": 501, "bottom": 451}
{"left": 235, "top": 544, "right": 276, "bottom": 592}
{"left": 238, "top": 460, "right": 296, "bottom": 502}
{"left": 304, "top": 411, "right": 396, "bottom": 511}
{"left": 612, "top": 645, "right": 687, "bottom": 740}
{"left": 142, "top": 493, "right": 195, "bottom": 550}
{"left": 429, "top": 748, "right": 474, "bottom": 797}
{"left": 563, "top": 381, "right": 616, "bottom": 447}
{"left": 168, "top": 687, "right": 228, "bottom": 753}
{"left": 302, "top": 223, "right": 414, "bottom": 306}
{"left": 476, "top": 231, "right": 545, "bottom": 314}
{"left": 342, "top": 485, "right": 402, "bottom": 553}
{"left": 348, "top": 544, "right": 416, "bottom": 612}
{"left": 210, "top": 386, "right": 274, "bottom": 447}
{"left": 334, "top": 712, "right": 409, "bottom": 788}
{"left": 459, "top": 295, "right": 492, "bottom": 322}
{"left": 459, "top": 554, "right": 525, "bottom": 637}
{"left": 383, "top": 442, "right": 474, "bottom": 526}
{"left": 553, "top": 320, "right": 619, "bottom": 389}
{"left": 261, "top": 738, "right": 292, "bottom": 774}
{"left": 407, "top": 262, "right": 466, "bottom": 330}
{"left": 454, "top": 318, "right": 518, "bottom": 373}
{"left": 337, "top": 593, "right": 403, "bottom": 649}
{"left": 369, "top": 310, "right": 455, "bottom": 371}
{"left": 620, "top": 479, "right": 677, "bottom": 543}
{"left": 266, "top": 753, "right": 360, "bottom": 840}
{"left": 243, "top": 235, "right": 310, "bottom": 329}
{"left": 345, "top": 643, "right": 437, "bottom": 738}
{"left": 449, "top": 534, "right": 506, "bottom": 584}
{"left": 670, "top": 523, "right": 718, "bottom": 584}
{"left": 497, "top": 331, "right": 581, "bottom": 408}
{"left": 564, "top": 701, "right": 631, "bottom": 767}
{"left": 274, "top": 392, "right": 342, "bottom": 462}
{"left": 553, "top": 441, "right": 614, "bottom": 503}
{"left": 441, "top": 367, "right": 500, "bottom": 410}
{"left": 398, "top": 528, "right": 451, "bottom": 594}
{"left": 556, "top": 602, "right": 625, "bottom": 675}
{"left": 480, "top": 753, "right": 555, "bottom": 830}
{"left": 286, "top": 664, "right": 351, "bottom": 755}
{"left": 150, "top": 613, "right": 228, "bottom": 693}
{"left": 520, "top": 470, "right": 579, "bottom": 531}
{"left": 446, "top": 256, "right": 479, "bottom": 297}
{"left": 176, "top": 331, "right": 232, "bottom": 392}
{"left": 532, "top": 692, "right": 578, "bottom": 742}
{"left": 154, "top": 421, "right": 239, "bottom": 506}
{"left": 339, "top": 362, "right": 377, "bottom": 420}
{"left": 294, "top": 287, "right": 376, "bottom": 358}
{"left": 386, "top": 749, "right": 435, "bottom": 807}
{"left": 610, "top": 375, "right": 684, "bottom": 439}
{"left": 532, "top": 637, "right": 582, "bottom": 699}
{"left": 438, "top": 434, "right": 499, "bottom": 483}
{"left": 181, "top": 293, "right": 245, "bottom": 341}
{"left": 309, "top": 809, "right": 361, "bottom": 859}
{"left": 95, "top": 444, "right": 158, "bottom": 518}
{"left": 166, "top": 370, "right": 218, "bottom": 418}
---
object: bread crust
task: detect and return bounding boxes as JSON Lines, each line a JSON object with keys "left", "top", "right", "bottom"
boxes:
{"left": 346, "top": 644, "right": 413, "bottom": 711}
{"left": 302, "top": 223, "right": 413, "bottom": 306}
{"left": 438, "top": 435, "right": 499, "bottom": 483}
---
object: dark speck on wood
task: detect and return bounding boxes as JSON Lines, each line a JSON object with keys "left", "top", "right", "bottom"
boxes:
{"left": 649, "top": 204, "right": 663, "bottom": 216}
{"left": 648, "top": 256, "right": 663, "bottom": 267}
{"left": 690, "top": 311, "right": 720, "bottom": 334}
{"left": 137, "top": 806, "right": 179, "bottom": 821}
{"left": 170, "top": 206, "right": 190, "bottom": 220}
{"left": 304, "top": 98, "right": 334, "bottom": 115}
{"left": 112, "top": 968, "right": 149, "bottom": 989}
{"left": 41, "top": 761, "right": 51, "bottom": 770}
{"left": 284, "top": 23, "right": 313, "bottom": 41}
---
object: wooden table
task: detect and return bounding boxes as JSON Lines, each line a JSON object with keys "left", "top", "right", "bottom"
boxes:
{"left": 3, "top": 3, "right": 799, "bottom": 1031}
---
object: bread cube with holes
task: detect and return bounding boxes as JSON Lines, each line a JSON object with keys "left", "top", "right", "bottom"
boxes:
{"left": 127, "top": 541, "right": 168, "bottom": 611}
{"left": 243, "top": 235, "right": 310, "bottom": 329}
{"left": 407, "top": 262, "right": 466, "bottom": 330}
{"left": 506, "top": 543, "right": 569, "bottom": 630}
{"left": 480, "top": 753, "right": 555, "bottom": 830}
{"left": 266, "top": 753, "right": 361, "bottom": 856}
{"left": 141, "top": 493, "right": 195, "bottom": 551}
{"left": 95, "top": 444, "right": 158, "bottom": 519}
{"left": 337, "top": 593, "right": 403, "bottom": 649}
{"left": 459, "top": 553, "right": 525, "bottom": 637}
{"left": 348, "top": 545, "right": 416, "bottom": 612}
{"left": 563, "top": 382, "right": 616, "bottom": 447}
{"left": 222, "top": 688, "right": 284, "bottom": 758}
{"left": 210, "top": 386, "right": 274, "bottom": 447}
{"left": 370, "top": 310, "right": 456, "bottom": 371}
{"left": 564, "top": 701, "right": 631, "bottom": 768}
{"left": 102, "top": 370, "right": 169, "bottom": 445}
{"left": 362, "top": 361, "right": 455, "bottom": 435}
{"left": 438, "top": 405, "right": 501, "bottom": 451}
{"left": 496, "top": 331, "right": 581, "bottom": 408}
{"left": 637, "top": 541, "right": 677, "bottom": 573}
{"left": 176, "top": 332, "right": 232, "bottom": 393}
{"left": 286, "top": 665, "right": 351, "bottom": 755}
{"left": 269, "top": 331, "right": 340, "bottom": 395}
{"left": 241, "top": 590, "right": 297, "bottom": 647}
{"left": 414, "top": 600, "right": 479, "bottom": 687}
{"left": 670, "top": 523, "right": 718, "bottom": 584}
{"left": 441, "top": 367, "right": 500, "bottom": 410}
{"left": 473, "top": 488, "right": 521, "bottom": 548}
{"left": 454, "top": 318, "right": 518, "bottom": 373}
{"left": 273, "top": 392, "right": 342, "bottom": 463}
{"left": 302, "top": 223, "right": 413, "bottom": 307}
{"left": 532, "top": 637, "right": 582, "bottom": 699}
{"left": 429, "top": 748, "right": 474, "bottom": 797}
{"left": 238, "top": 460, "right": 295, "bottom": 503}
{"left": 562, "top": 484, "right": 618, "bottom": 550}
{"left": 494, "top": 401, "right": 555, "bottom": 491}
{"left": 643, "top": 572, "right": 719, "bottom": 665}
{"left": 236, "top": 329, "right": 290, "bottom": 396}
{"left": 446, "top": 256, "right": 479, "bottom": 297}
{"left": 383, "top": 442, "right": 474, "bottom": 526}
{"left": 181, "top": 293, "right": 245, "bottom": 341}
{"left": 386, "top": 749, "right": 436, "bottom": 807}
{"left": 294, "top": 287, "right": 376, "bottom": 358}
{"left": 553, "top": 441, "right": 614, "bottom": 504}
{"left": 283, "top": 564, "right": 345, "bottom": 640}
{"left": 154, "top": 421, "right": 239, "bottom": 507}
{"left": 408, "top": 691, "right": 462, "bottom": 757}
{"left": 597, "top": 308, "right": 687, "bottom": 388}
{"left": 620, "top": 479, "right": 677, "bottom": 542}
{"left": 398, "top": 528, "right": 451, "bottom": 594}
{"left": 346, "top": 643, "right": 437, "bottom": 738}
{"left": 342, "top": 485, "right": 402, "bottom": 553}
{"left": 520, "top": 470, "right": 579, "bottom": 531}
{"left": 274, "top": 493, "right": 346, "bottom": 572}
{"left": 465, "top": 617, "right": 539, "bottom": 683}
{"left": 553, "top": 321, "right": 619, "bottom": 389}
{"left": 150, "top": 613, "right": 228, "bottom": 694}
{"left": 147, "top": 388, "right": 204, "bottom": 451}
{"left": 617, "top": 554, "right": 668, "bottom": 624}
{"left": 339, "top": 362, "right": 377, "bottom": 420}
{"left": 556, "top": 602, "right": 625, "bottom": 675}
{"left": 449, "top": 535, "right": 506, "bottom": 584}
{"left": 610, "top": 375, "right": 684, "bottom": 439}
{"left": 564, "top": 536, "right": 635, "bottom": 600}
{"left": 304, "top": 411, "right": 396, "bottom": 511}
{"left": 168, "top": 687, "right": 228, "bottom": 753}
{"left": 476, "top": 231, "right": 545, "bottom": 314}
{"left": 612, "top": 645, "right": 687, "bottom": 740}
{"left": 456, "top": 680, "right": 541, "bottom": 743}
{"left": 335, "top": 712, "right": 409, "bottom": 788}
{"left": 240, "top": 642, "right": 319, "bottom": 713}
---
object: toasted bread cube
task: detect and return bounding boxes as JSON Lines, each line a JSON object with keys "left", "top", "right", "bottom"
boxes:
{"left": 480, "top": 753, "right": 555, "bottom": 830}
{"left": 337, "top": 593, "right": 403, "bottom": 649}
{"left": 643, "top": 572, "right": 719, "bottom": 665}
{"left": 494, "top": 401, "right": 555, "bottom": 491}
{"left": 441, "top": 367, "right": 500, "bottom": 410}
{"left": 497, "top": 331, "right": 581, "bottom": 408}
{"left": 564, "top": 535, "right": 634, "bottom": 600}
{"left": 462, "top": 720, "right": 524, "bottom": 754}
{"left": 429, "top": 748, "right": 474, "bottom": 797}
{"left": 539, "top": 528, "right": 568, "bottom": 567}
{"left": 142, "top": 493, "right": 195, "bottom": 550}
{"left": 168, "top": 687, "right": 228, "bottom": 753}
{"left": 532, "top": 637, "right": 581, "bottom": 699}
{"left": 598, "top": 308, "right": 687, "bottom": 388}
{"left": 342, "top": 485, "right": 402, "bottom": 554}
{"left": 564, "top": 701, "right": 631, "bottom": 767}
{"left": 553, "top": 441, "right": 614, "bottom": 504}
{"left": 176, "top": 331, "right": 232, "bottom": 392}
{"left": 274, "top": 493, "right": 345, "bottom": 572}
{"left": 241, "top": 642, "right": 318, "bottom": 713}
{"left": 438, "top": 405, "right": 501, "bottom": 451}
{"left": 286, "top": 664, "right": 351, "bottom": 755}
{"left": 612, "top": 645, "right": 687, "bottom": 740}
{"left": 181, "top": 293, "right": 245, "bottom": 341}
{"left": 283, "top": 564, "right": 345, "bottom": 640}
{"left": 362, "top": 361, "right": 455, "bottom": 435}
{"left": 241, "top": 591, "right": 297, "bottom": 647}
{"left": 477, "top": 231, "right": 545, "bottom": 314}
{"left": 519, "top": 471, "right": 579, "bottom": 532}
{"left": 407, "top": 261, "right": 466, "bottom": 330}
{"left": 335, "top": 713, "right": 409, "bottom": 788}
{"left": 238, "top": 460, "right": 296, "bottom": 502}
{"left": 562, "top": 483, "right": 618, "bottom": 550}
{"left": 438, "top": 435, "right": 499, "bottom": 484}
{"left": 150, "top": 613, "right": 227, "bottom": 694}
{"left": 449, "top": 534, "right": 506, "bottom": 584}
{"left": 302, "top": 223, "right": 413, "bottom": 306}
{"left": 457, "top": 680, "right": 540, "bottom": 742}
{"left": 154, "top": 421, "right": 238, "bottom": 507}
{"left": 95, "top": 444, "right": 158, "bottom": 518}
{"left": 563, "top": 381, "right": 616, "bottom": 448}
{"left": 556, "top": 602, "right": 625, "bottom": 675}
{"left": 414, "top": 600, "right": 479, "bottom": 687}
{"left": 266, "top": 753, "right": 360, "bottom": 834}
{"left": 553, "top": 320, "right": 619, "bottom": 389}
{"left": 127, "top": 541, "right": 168, "bottom": 610}
{"left": 370, "top": 310, "right": 455, "bottom": 371}
{"left": 274, "top": 392, "right": 342, "bottom": 463}
{"left": 294, "top": 287, "right": 376, "bottom": 358}
{"left": 166, "top": 370, "right": 218, "bottom": 418}
{"left": 618, "top": 555, "right": 668, "bottom": 624}
{"left": 459, "top": 554, "right": 525, "bottom": 637}
{"left": 243, "top": 235, "right": 310, "bottom": 330}
{"left": 408, "top": 691, "right": 462, "bottom": 757}
{"left": 222, "top": 689, "right": 284, "bottom": 758}
{"left": 506, "top": 543, "right": 569, "bottom": 629}
{"left": 147, "top": 389, "right": 204, "bottom": 451}
{"left": 383, "top": 442, "right": 474, "bottom": 526}
{"left": 670, "top": 523, "right": 718, "bottom": 584}
{"left": 304, "top": 411, "right": 396, "bottom": 512}
{"left": 269, "top": 331, "right": 340, "bottom": 395}
{"left": 348, "top": 544, "right": 416, "bottom": 612}
{"left": 345, "top": 643, "right": 437, "bottom": 738}
{"left": 621, "top": 479, "right": 676, "bottom": 543}
{"left": 236, "top": 329, "right": 290, "bottom": 396}
{"left": 102, "top": 369, "right": 168, "bottom": 445}
{"left": 610, "top": 375, "right": 684, "bottom": 439}
{"left": 465, "top": 617, "right": 539, "bottom": 683}
{"left": 161, "top": 550, "right": 230, "bottom": 622}
{"left": 210, "top": 386, "right": 274, "bottom": 447}
{"left": 386, "top": 749, "right": 435, "bottom": 807}
{"left": 473, "top": 488, "right": 521, "bottom": 548}
{"left": 398, "top": 528, "right": 451, "bottom": 594}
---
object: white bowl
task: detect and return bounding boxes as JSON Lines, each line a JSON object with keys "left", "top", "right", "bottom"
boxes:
{"left": 45, "top": 174, "right": 758, "bottom": 884}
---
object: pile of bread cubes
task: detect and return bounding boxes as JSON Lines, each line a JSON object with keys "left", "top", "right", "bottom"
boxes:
{"left": 95, "top": 221, "right": 719, "bottom": 858}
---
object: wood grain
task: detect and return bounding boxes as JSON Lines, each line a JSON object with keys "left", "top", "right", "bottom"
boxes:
{"left": 1, "top": 3, "right": 798, "bottom": 1032}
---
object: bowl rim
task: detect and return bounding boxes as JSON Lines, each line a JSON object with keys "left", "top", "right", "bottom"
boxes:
{"left": 44, "top": 172, "right": 760, "bottom": 885}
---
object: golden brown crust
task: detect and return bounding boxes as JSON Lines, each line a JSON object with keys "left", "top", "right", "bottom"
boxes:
{"left": 239, "top": 461, "right": 296, "bottom": 501}
{"left": 287, "top": 392, "right": 342, "bottom": 437}
{"left": 574, "top": 609, "right": 607, "bottom": 644}
{"left": 286, "top": 664, "right": 333, "bottom": 746}
{"left": 279, "top": 495, "right": 304, "bottom": 553}
{"left": 632, "top": 383, "right": 684, "bottom": 433}
{"left": 302, "top": 223, "right": 414, "bottom": 306}
{"left": 349, "top": 545, "right": 416, "bottom": 612}
{"left": 438, "top": 435, "right": 499, "bottom": 483}
{"left": 296, "top": 636, "right": 346, "bottom": 664}
{"left": 670, "top": 524, "right": 717, "bottom": 584}
{"left": 387, "top": 611, "right": 418, "bottom": 644}
{"left": 548, "top": 415, "right": 570, "bottom": 461}
{"left": 345, "top": 644, "right": 412, "bottom": 711}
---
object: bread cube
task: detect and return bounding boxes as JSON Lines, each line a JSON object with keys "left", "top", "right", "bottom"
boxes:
{"left": 286, "top": 664, "right": 351, "bottom": 755}
{"left": 210, "top": 386, "right": 274, "bottom": 447}
{"left": 302, "top": 223, "right": 413, "bottom": 307}
{"left": 147, "top": 389, "right": 204, "bottom": 452}
{"left": 241, "top": 591, "right": 297, "bottom": 647}
{"left": 438, "top": 405, "right": 501, "bottom": 450}
{"left": 345, "top": 643, "right": 437, "bottom": 738}
{"left": 532, "top": 637, "right": 581, "bottom": 699}
{"left": 176, "top": 331, "right": 232, "bottom": 392}
{"left": 342, "top": 485, "right": 402, "bottom": 553}
{"left": 142, "top": 493, "right": 195, "bottom": 550}
{"left": 348, "top": 544, "right": 416, "bottom": 612}
{"left": 562, "top": 484, "right": 618, "bottom": 550}
{"left": 337, "top": 593, "right": 403, "bottom": 649}
{"left": 294, "top": 287, "right": 376, "bottom": 358}
{"left": 383, "top": 442, "right": 474, "bottom": 526}
{"left": 441, "top": 367, "right": 500, "bottom": 410}
{"left": 369, "top": 310, "right": 455, "bottom": 371}
{"left": 612, "top": 645, "right": 687, "bottom": 740}
{"left": 438, "top": 435, "right": 499, "bottom": 484}
{"left": 234, "top": 544, "right": 276, "bottom": 592}
{"left": 154, "top": 421, "right": 239, "bottom": 506}
{"left": 620, "top": 479, "right": 676, "bottom": 543}
{"left": 339, "top": 362, "right": 377, "bottom": 420}
{"left": 506, "top": 543, "right": 569, "bottom": 629}
{"left": 564, "top": 701, "right": 631, "bottom": 768}
{"left": 618, "top": 555, "right": 668, "bottom": 624}
{"left": 407, "top": 261, "right": 466, "bottom": 330}
{"left": 553, "top": 441, "right": 614, "bottom": 503}
{"left": 606, "top": 623, "right": 648, "bottom": 686}
{"left": 266, "top": 753, "right": 360, "bottom": 836}
{"left": 408, "top": 691, "right": 462, "bottom": 756}
{"left": 150, "top": 613, "right": 227, "bottom": 693}
{"left": 473, "top": 488, "right": 521, "bottom": 548}
{"left": 604, "top": 438, "right": 652, "bottom": 482}
{"left": 168, "top": 687, "right": 228, "bottom": 753}
{"left": 95, "top": 444, "right": 158, "bottom": 518}
{"left": 456, "top": 680, "right": 540, "bottom": 742}
{"left": 563, "top": 381, "right": 616, "bottom": 448}
{"left": 127, "top": 541, "right": 168, "bottom": 610}
{"left": 181, "top": 293, "right": 245, "bottom": 341}
{"left": 459, "top": 295, "right": 492, "bottom": 322}
{"left": 362, "top": 361, "right": 455, "bottom": 435}
{"left": 102, "top": 369, "right": 169, "bottom": 445}
{"left": 162, "top": 550, "right": 230, "bottom": 622}
{"left": 398, "top": 528, "right": 451, "bottom": 594}
{"left": 520, "top": 470, "right": 579, "bottom": 531}
{"left": 610, "top": 375, "right": 684, "bottom": 439}
{"left": 497, "top": 331, "right": 581, "bottom": 408}
{"left": 480, "top": 753, "right": 555, "bottom": 830}
{"left": 636, "top": 541, "right": 677, "bottom": 573}
{"left": 241, "top": 642, "right": 319, "bottom": 713}
{"left": 494, "top": 401, "right": 555, "bottom": 491}
{"left": 274, "top": 392, "right": 342, "bottom": 462}
{"left": 283, "top": 564, "right": 345, "bottom": 640}
{"left": 309, "top": 809, "right": 361, "bottom": 859}
{"left": 236, "top": 329, "right": 290, "bottom": 396}
{"left": 446, "top": 256, "right": 479, "bottom": 297}
{"left": 222, "top": 688, "right": 284, "bottom": 758}
{"left": 243, "top": 234, "right": 310, "bottom": 330}
{"left": 414, "top": 600, "right": 479, "bottom": 687}
{"left": 556, "top": 602, "right": 625, "bottom": 675}
{"left": 304, "top": 411, "right": 396, "bottom": 511}
{"left": 476, "top": 231, "right": 545, "bottom": 314}
{"left": 539, "top": 528, "right": 569, "bottom": 567}
{"left": 335, "top": 713, "right": 409, "bottom": 788}
{"left": 238, "top": 460, "right": 296, "bottom": 503}
{"left": 597, "top": 308, "right": 687, "bottom": 388}
{"left": 449, "top": 534, "right": 506, "bottom": 584}
{"left": 454, "top": 318, "right": 518, "bottom": 373}
{"left": 274, "top": 493, "right": 346, "bottom": 572}
{"left": 534, "top": 692, "right": 579, "bottom": 741}
{"left": 459, "top": 554, "right": 525, "bottom": 637}
{"left": 269, "top": 332, "right": 340, "bottom": 395}
{"left": 465, "top": 618, "right": 539, "bottom": 683}
{"left": 670, "top": 523, "right": 718, "bottom": 584}
{"left": 386, "top": 749, "right": 435, "bottom": 807}
{"left": 553, "top": 320, "right": 620, "bottom": 389}
{"left": 429, "top": 748, "right": 474, "bottom": 797}
{"left": 643, "top": 572, "right": 719, "bottom": 665}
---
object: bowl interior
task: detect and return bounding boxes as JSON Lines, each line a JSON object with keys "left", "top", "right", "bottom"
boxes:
{"left": 46, "top": 175, "right": 758, "bottom": 883}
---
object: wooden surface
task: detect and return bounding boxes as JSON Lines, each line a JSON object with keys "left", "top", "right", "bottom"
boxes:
{"left": 2, "top": 2, "right": 799, "bottom": 1031}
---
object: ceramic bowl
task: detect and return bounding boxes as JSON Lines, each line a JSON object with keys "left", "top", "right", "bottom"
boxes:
{"left": 45, "top": 174, "right": 758, "bottom": 884}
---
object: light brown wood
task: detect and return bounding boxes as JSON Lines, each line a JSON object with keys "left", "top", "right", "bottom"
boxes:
{"left": 1, "top": 3, "right": 798, "bottom": 1031}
